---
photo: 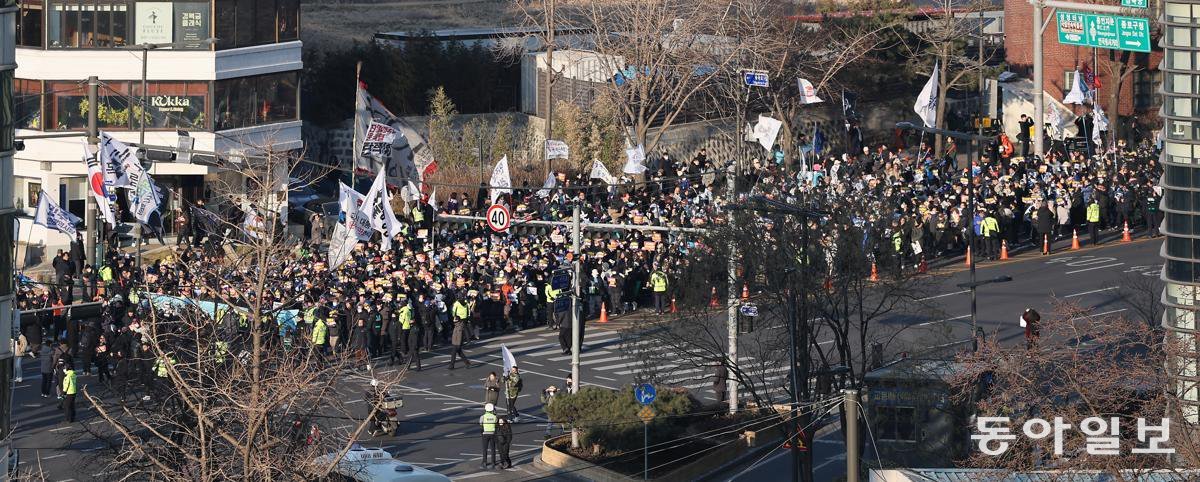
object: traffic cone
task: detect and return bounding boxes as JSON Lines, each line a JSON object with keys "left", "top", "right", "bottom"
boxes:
{"left": 918, "top": 256, "right": 928, "bottom": 274}
{"left": 1000, "top": 240, "right": 1009, "bottom": 260}
{"left": 1042, "top": 234, "right": 1050, "bottom": 255}
{"left": 1122, "top": 221, "right": 1132, "bottom": 242}
{"left": 1071, "top": 229, "right": 1081, "bottom": 250}
{"left": 741, "top": 283, "right": 750, "bottom": 301}
{"left": 709, "top": 287, "right": 719, "bottom": 308}
{"left": 823, "top": 276, "right": 833, "bottom": 292}
{"left": 869, "top": 262, "right": 879, "bottom": 282}
{"left": 599, "top": 302, "right": 608, "bottom": 323}
{"left": 671, "top": 296, "right": 677, "bottom": 313}
{"left": 965, "top": 246, "right": 972, "bottom": 267}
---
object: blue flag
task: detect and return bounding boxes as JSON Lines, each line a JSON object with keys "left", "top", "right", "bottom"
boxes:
{"left": 812, "top": 125, "right": 825, "bottom": 156}
{"left": 33, "top": 189, "right": 81, "bottom": 239}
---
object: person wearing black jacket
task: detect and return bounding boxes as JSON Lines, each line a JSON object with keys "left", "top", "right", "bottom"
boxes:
{"left": 496, "top": 417, "right": 513, "bottom": 469}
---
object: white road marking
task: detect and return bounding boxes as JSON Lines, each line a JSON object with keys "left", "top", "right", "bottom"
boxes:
{"left": 917, "top": 314, "right": 970, "bottom": 326}
{"left": 452, "top": 472, "right": 495, "bottom": 480}
{"left": 1065, "top": 263, "right": 1124, "bottom": 274}
{"left": 1064, "top": 286, "right": 1120, "bottom": 298}
{"left": 1089, "top": 308, "right": 1128, "bottom": 317}
{"left": 445, "top": 383, "right": 463, "bottom": 387}
{"left": 446, "top": 432, "right": 464, "bottom": 437}
{"left": 548, "top": 350, "right": 612, "bottom": 361}
{"left": 520, "top": 361, "right": 544, "bottom": 367}
{"left": 434, "top": 457, "right": 465, "bottom": 462}
{"left": 408, "top": 412, "right": 427, "bottom": 417}
{"left": 595, "top": 375, "right": 616, "bottom": 381}
{"left": 41, "top": 454, "right": 66, "bottom": 460}
{"left": 579, "top": 356, "right": 628, "bottom": 366}
{"left": 918, "top": 290, "right": 969, "bottom": 301}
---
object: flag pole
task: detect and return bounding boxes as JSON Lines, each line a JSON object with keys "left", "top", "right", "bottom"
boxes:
{"left": 352, "top": 61, "right": 363, "bottom": 190}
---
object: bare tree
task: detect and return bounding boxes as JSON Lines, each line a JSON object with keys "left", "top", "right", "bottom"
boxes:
{"left": 79, "top": 147, "right": 408, "bottom": 480}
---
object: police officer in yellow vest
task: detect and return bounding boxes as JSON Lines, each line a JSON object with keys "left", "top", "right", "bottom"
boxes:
{"left": 449, "top": 297, "right": 473, "bottom": 369}
{"left": 981, "top": 210, "right": 1001, "bottom": 260}
{"left": 62, "top": 361, "right": 78, "bottom": 423}
{"left": 479, "top": 403, "right": 499, "bottom": 469}
{"left": 545, "top": 285, "right": 564, "bottom": 330}
{"left": 311, "top": 315, "right": 329, "bottom": 356}
{"left": 650, "top": 267, "right": 668, "bottom": 314}
{"left": 1087, "top": 198, "right": 1102, "bottom": 246}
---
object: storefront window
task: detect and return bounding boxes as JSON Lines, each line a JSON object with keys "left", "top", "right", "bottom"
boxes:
{"left": 15, "top": 78, "right": 40, "bottom": 129}
{"left": 47, "top": 0, "right": 130, "bottom": 48}
{"left": 46, "top": 79, "right": 208, "bottom": 130}
{"left": 214, "top": 71, "right": 298, "bottom": 130}
{"left": 47, "top": 80, "right": 85, "bottom": 129}
{"left": 132, "top": 80, "right": 208, "bottom": 130}
{"left": 18, "top": 0, "right": 44, "bottom": 47}
{"left": 214, "top": 0, "right": 300, "bottom": 50}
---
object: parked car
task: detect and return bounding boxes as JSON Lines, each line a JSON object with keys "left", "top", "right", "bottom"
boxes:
{"left": 314, "top": 444, "right": 450, "bottom": 482}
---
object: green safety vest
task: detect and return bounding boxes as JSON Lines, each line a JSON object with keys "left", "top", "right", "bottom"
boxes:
{"left": 154, "top": 357, "right": 175, "bottom": 378}
{"left": 480, "top": 412, "right": 498, "bottom": 433}
{"left": 214, "top": 340, "right": 229, "bottom": 364}
{"left": 1087, "top": 203, "right": 1101, "bottom": 223}
{"left": 99, "top": 266, "right": 113, "bottom": 282}
{"left": 129, "top": 292, "right": 139, "bottom": 304}
{"left": 62, "top": 369, "right": 77, "bottom": 395}
{"left": 412, "top": 206, "right": 425, "bottom": 223}
{"left": 312, "top": 320, "right": 328, "bottom": 346}
{"left": 982, "top": 217, "right": 999, "bottom": 237}
{"left": 400, "top": 305, "right": 413, "bottom": 330}
{"left": 453, "top": 301, "right": 470, "bottom": 321}
{"left": 651, "top": 272, "right": 668, "bottom": 292}
{"left": 892, "top": 231, "right": 903, "bottom": 252}
{"left": 303, "top": 307, "right": 317, "bottom": 324}
{"left": 545, "top": 287, "right": 560, "bottom": 303}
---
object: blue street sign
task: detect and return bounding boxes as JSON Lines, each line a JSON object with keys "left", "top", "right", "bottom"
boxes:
{"left": 635, "top": 383, "right": 657, "bottom": 405}
{"left": 742, "top": 70, "right": 769, "bottom": 88}
{"left": 554, "top": 296, "right": 570, "bottom": 313}
{"left": 551, "top": 269, "right": 572, "bottom": 291}
{"left": 739, "top": 304, "right": 759, "bottom": 317}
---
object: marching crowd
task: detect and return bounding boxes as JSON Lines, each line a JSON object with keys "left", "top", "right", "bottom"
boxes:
{"left": 12, "top": 122, "right": 1165, "bottom": 431}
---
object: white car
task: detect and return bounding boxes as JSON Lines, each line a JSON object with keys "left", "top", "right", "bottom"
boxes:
{"left": 316, "top": 444, "right": 451, "bottom": 482}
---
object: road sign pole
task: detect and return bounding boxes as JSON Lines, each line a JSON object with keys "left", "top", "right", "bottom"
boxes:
{"left": 644, "top": 421, "right": 649, "bottom": 480}
{"left": 1033, "top": 0, "right": 1045, "bottom": 160}
{"left": 570, "top": 203, "right": 582, "bottom": 449}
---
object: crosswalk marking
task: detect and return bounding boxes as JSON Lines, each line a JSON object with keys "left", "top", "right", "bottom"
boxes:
{"left": 547, "top": 350, "right": 612, "bottom": 361}
{"left": 579, "top": 355, "right": 631, "bottom": 366}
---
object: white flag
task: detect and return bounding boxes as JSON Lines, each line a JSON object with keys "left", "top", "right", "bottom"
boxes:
{"left": 623, "top": 145, "right": 647, "bottom": 174}
{"left": 339, "top": 182, "right": 374, "bottom": 242}
{"left": 355, "top": 82, "right": 434, "bottom": 198}
{"left": 82, "top": 142, "right": 116, "bottom": 227}
{"left": 1092, "top": 103, "right": 1108, "bottom": 146}
{"left": 590, "top": 159, "right": 616, "bottom": 184}
{"left": 428, "top": 187, "right": 439, "bottom": 212}
{"left": 914, "top": 62, "right": 939, "bottom": 128}
{"left": 243, "top": 210, "right": 265, "bottom": 239}
{"left": 33, "top": 190, "right": 81, "bottom": 239}
{"left": 545, "top": 140, "right": 569, "bottom": 160}
{"left": 536, "top": 171, "right": 556, "bottom": 199}
{"left": 501, "top": 345, "right": 517, "bottom": 375}
{"left": 1063, "top": 70, "right": 1088, "bottom": 105}
{"left": 752, "top": 115, "right": 784, "bottom": 152}
{"left": 362, "top": 170, "right": 404, "bottom": 250}
{"left": 98, "top": 132, "right": 132, "bottom": 188}
{"left": 489, "top": 156, "right": 512, "bottom": 204}
{"left": 327, "top": 222, "right": 356, "bottom": 270}
{"left": 797, "top": 78, "right": 823, "bottom": 104}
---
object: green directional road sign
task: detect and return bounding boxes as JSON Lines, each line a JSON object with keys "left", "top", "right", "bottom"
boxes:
{"left": 1056, "top": 11, "right": 1151, "bottom": 53}
{"left": 1121, "top": 0, "right": 1147, "bottom": 8}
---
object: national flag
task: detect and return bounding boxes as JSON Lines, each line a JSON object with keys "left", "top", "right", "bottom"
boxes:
{"left": 914, "top": 62, "right": 939, "bottom": 128}
{"left": 33, "top": 190, "right": 81, "bottom": 239}
{"left": 98, "top": 132, "right": 132, "bottom": 188}
{"left": 82, "top": 142, "right": 116, "bottom": 227}
{"left": 489, "top": 156, "right": 512, "bottom": 204}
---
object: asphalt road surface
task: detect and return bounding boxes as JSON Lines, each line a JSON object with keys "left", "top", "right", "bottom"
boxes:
{"left": 11, "top": 233, "right": 1164, "bottom": 481}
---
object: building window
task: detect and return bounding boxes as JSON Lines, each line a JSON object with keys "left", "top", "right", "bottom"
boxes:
{"left": 14, "top": 79, "right": 39, "bottom": 130}
{"left": 0, "top": 72, "right": 12, "bottom": 153}
{"left": 1168, "top": 2, "right": 1200, "bottom": 24}
{"left": 25, "top": 182, "right": 40, "bottom": 211}
{"left": 18, "top": 0, "right": 45, "bottom": 47}
{"left": 132, "top": 80, "right": 208, "bottom": 130}
{"left": 47, "top": 0, "right": 130, "bottom": 48}
{"left": 46, "top": 79, "right": 209, "bottom": 131}
{"left": 1135, "top": 70, "right": 1163, "bottom": 111}
{"left": 876, "top": 406, "right": 917, "bottom": 441}
{"left": 214, "top": 0, "right": 300, "bottom": 50}
{"left": 213, "top": 71, "right": 298, "bottom": 130}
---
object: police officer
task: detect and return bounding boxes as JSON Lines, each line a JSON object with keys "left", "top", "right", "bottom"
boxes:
{"left": 1087, "top": 197, "right": 1102, "bottom": 246}
{"left": 61, "top": 361, "right": 78, "bottom": 423}
{"left": 449, "top": 296, "right": 473, "bottom": 369}
{"left": 650, "top": 266, "right": 668, "bottom": 314}
{"left": 479, "top": 403, "right": 499, "bottom": 469}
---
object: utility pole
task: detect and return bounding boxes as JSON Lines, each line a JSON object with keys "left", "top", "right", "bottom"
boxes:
{"left": 86, "top": 76, "right": 101, "bottom": 267}
{"left": 352, "top": 61, "right": 362, "bottom": 190}
{"left": 978, "top": 0, "right": 985, "bottom": 140}
{"left": 570, "top": 203, "right": 581, "bottom": 449}
{"left": 544, "top": 0, "right": 556, "bottom": 176}
{"left": 725, "top": 85, "right": 746, "bottom": 415}
{"left": 1032, "top": 0, "right": 1045, "bottom": 160}
{"left": 844, "top": 389, "right": 860, "bottom": 482}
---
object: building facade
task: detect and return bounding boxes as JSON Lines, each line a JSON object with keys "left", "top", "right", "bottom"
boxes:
{"left": 1161, "top": 0, "right": 1200, "bottom": 426}
{"left": 0, "top": 0, "right": 16, "bottom": 476}
{"left": 12, "top": 0, "right": 302, "bottom": 248}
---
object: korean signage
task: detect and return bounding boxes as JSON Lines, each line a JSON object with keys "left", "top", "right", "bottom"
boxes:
{"left": 174, "top": 2, "right": 210, "bottom": 49}
{"left": 1056, "top": 11, "right": 1151, "bottom": 53}
{"left": 1121, "top": 0, "right": 1147, "bottom": 8}
{"left": 135, "top": 2, "right": 174, "bottom": 45}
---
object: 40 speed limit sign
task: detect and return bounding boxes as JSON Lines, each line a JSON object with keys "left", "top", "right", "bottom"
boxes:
{"left": 486, "top": 204, "right": 511, "bottom": 233}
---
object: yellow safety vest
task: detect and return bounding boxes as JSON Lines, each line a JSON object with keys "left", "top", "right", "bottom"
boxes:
{"left": 651, "top": 272, "right": 668, "bottom": 292}
{"left": 412, "top": 206, "right": 425, "bottom": 223}
{"left": 480, "top": 412, "right": 497, "bottom": 433}
{"left": 154, "top": 357, "right": 174, "bottom": 378}
{"left": 62, "top": 369, "right": 78, "bottom": 395}
{"left": 982, "top": 217, "right": 1000, "bottom": 237}
{"left": 1087, "top": 203, "right": 1101, "bottom": 223}
{"left": 545, "top": 287, "right": 560, "bottom": 304}
{"left": 214, "top": 340, "right": 229, "bottom": 364}
{"left": 312, "top": 320, "right": 328, "bottom": 345}
{"left": 453, "top": 301, "right": 470, "bottom": 321}
{"left": 400, "top": 305, "right": 414, "bottom": 330}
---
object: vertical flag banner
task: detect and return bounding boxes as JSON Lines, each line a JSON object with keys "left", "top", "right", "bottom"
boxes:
{"left": 490, "top": 156, "right": 512, "bottom": 204}
{"left": 501, "top": 345, "right": 517, "bottom": 375}
{"left": 361, "top": 169, "right": 404, "bottom": 250}
{"left": 536, "top": 171, "right": 556, "bottom": 199}
{"left": 98, "top": 132, "right": 132, "bottom": 188}
{"left": 914, "top": 62, "right": 940, "bottom": 128}
{"left": 752, "top": 115, "right": 783, "bottom": 152}
{"left": 623, "top": 145, "right": 647, "bottom": 174}
{"left": 33, "top": 190, "right": 81, "bottom": 238}
{"left": 797, "top": 78, "right": 823, "bottom": 104}
{"left": 354, "top": 81, "right": 435, "bottom": 199}
{"left": 589, "top": 159, "right": 616, "bottom": 184}
{"left": 1063, "top": 70, "right": 1089, "bottom": 105}
{"left": 83, "top": 142, "right": 116, "bottom": 227}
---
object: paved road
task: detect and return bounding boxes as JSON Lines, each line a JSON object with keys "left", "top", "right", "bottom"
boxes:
{"left": 10, "top": 234, "right": 1164, "bottom": 481}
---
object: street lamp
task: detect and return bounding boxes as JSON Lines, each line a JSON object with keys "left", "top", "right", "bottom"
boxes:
{"left": 126, "top": 37, "right": 216, "bottom": 272}
{"left": 895, "top": 122, "right": 994, "bottom": 349}
{"left": 957, "top": 275, "right": 1014, "bottom": 348}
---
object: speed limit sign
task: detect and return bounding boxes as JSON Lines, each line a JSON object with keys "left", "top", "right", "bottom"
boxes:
{"left": 486, "top": 204, "right": 511, "bottom": 232}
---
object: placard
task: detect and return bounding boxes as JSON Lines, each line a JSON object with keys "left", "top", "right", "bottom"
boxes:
{"left": 174, "top": 2, "right": 209, "bottom": 49}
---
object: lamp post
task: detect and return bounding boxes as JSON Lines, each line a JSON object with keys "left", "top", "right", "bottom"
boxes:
{"left": 127, "top": 37, "right": 216, "bottom": 272}
{"left": 895, "top": 122, "right": 995, "bottom": 348}
{"left": 957, "top": 275, "right": 1014, "bottom": 349}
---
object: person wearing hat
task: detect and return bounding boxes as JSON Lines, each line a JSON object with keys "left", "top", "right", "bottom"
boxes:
{"left": 504, "top": 365, "right": 523, "bottom": 418}
{"left": 496, "top": 416, "right": 513, "bottom": 469}
{"left": 1021, "top": 308, "right": 1041, "bottom": 350}
{"left": 480, "top": 403, "right": 499, "bottom": 469}
{"left": 61, "top": 360, "right": 78, "bottom": 423}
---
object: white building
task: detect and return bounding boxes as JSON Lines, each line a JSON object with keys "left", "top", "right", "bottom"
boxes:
{"left": 12, "top": 0, "right": 303, "bottom": 250}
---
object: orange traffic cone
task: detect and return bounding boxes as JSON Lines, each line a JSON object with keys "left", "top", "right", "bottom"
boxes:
{"left": 965, "top": 246, "right": 972, "bottom": 267}
{"left": 709, "top": 287, "right": 719, "bottom": 308}
{"left": 741, "top": 283, "right": 750, "bottom": 301}
{"left": 1000, "top": 240, "right": 1009, "bottom": 260}
{"left": 869, "top": 262, "right": 879, "bottom": 282}
{"left": 1122, "top": 221, "right": 1132, "bottom": 242}
{"left": 1042, "top": 234, "right": 1050, "bottom": 255}
{"left": 823, "top": 277, "right": 833, "bottom": 292}
{"left": 671, "top": 296, "right": 678, "bottom": 313}
{"left": 599, "top": 302, "right": 608, "bottom": 323}
{"left": 1071, "top": 229, "right": 1081, "bottom": 250}
{"left": 918, "top": 256, "right": 928, "bottom": 274}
